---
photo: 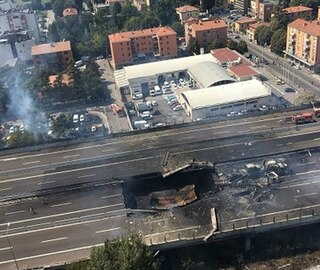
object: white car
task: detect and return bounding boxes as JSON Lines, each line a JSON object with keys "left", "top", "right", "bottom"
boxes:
{"left": 9, "top": 126, "right": 15, "bottom": 133}
{"left": 133, "top": 93, "right": 143, "bottom": 100}
{"left": 151, "top": 100, "right": 158, "bottom": 106}
{"left": 73, "top": 114, "right": 79, "bottom": 123}
{"left": 91, "top": 126, "right": 97, "bottom": 132}
{"left": 149, "top": 89, "right": 156, "bottom": 96}
{"left": 80, "top": 114, "right": 85, "bottom": 122}
{"left": 173, "top": 105, "right": 182, "bottom": 111}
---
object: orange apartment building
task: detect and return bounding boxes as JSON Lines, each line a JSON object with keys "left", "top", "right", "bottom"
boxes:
{"left": 285, "top": 18, "right": 320, "bottom": 73}
{"left": 31, "top": 41, "right": 73, "bottom": 68}
{"left": 185, "top": 19, "right": 228, "bottom": 49}
{"left": 233, "top": 17, "right": 257, "bottom": 33}
{"left": 282, "top": 5, "right": 312, "bottom": 20}
{"left": 109, "top": 26, "right": 177, "bottom": 69}
{"left": 175, "top": 5, "right": 199, "bottom": 24}
{"left": 246, "top": 21, "right": 269, "bottom": 41}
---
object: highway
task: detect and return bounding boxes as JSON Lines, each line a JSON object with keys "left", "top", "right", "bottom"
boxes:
{"left": 1, "top": 112, "right": 320, "bottom": 269}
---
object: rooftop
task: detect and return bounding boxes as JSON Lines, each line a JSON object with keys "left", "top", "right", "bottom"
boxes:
{"left": 109, "top": 26, "right": 176, "bottom": 43}
{"left": 181, "top": 79, "right": 270, "bottom": 109}
{"left": 48, "top": 73, "right": 73, "bottom": 87}
{"left": 288, "top": 18, "right": 320, "bottom": 37}
{"left": 176, "top": 5, "right": 199, "bottom": 13}
{"left": 211, "top": 47, "right": 251, "bottom": 65}
{"left": 62, "top": 8, "right": 78, "bottom": 17}
{"left": 234, "top": 17, "right": 256, "bottom": 24}
{"left": 31, "top": 41, "right": 72, "bottom": 56}
{"left": 248, "top": 21, "right": 270, "bottom": 30}
{"left": 283, "top": 5, "right": 312, "bottom": 14}
{"left": 187, "top": 61, "right": 236, "bottom": 88}
{"left": 228, "top": 65, "right": 258, "bottom": 78}
{"left": 187, "top": 19, "right": 227, "bottom": 31}
{"left": 123, "top": 53, "right": 218, "bottom": 80}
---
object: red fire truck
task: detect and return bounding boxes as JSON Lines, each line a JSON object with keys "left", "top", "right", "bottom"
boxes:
{"left": 111, "top": 103, "right": 125, "bottom": 117}
{"left": 292, "top": 112, "right": 314, "bottom": 124}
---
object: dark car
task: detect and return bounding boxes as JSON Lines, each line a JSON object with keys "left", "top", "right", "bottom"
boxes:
{"left": 284, "top": 87, "right": 295, "bottom": 93}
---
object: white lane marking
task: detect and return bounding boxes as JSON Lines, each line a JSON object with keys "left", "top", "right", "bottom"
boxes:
{"left": 227, "top": 202, "right": 320, "bottom": 223}
{"left": 100, "top": 194, "right": 122, "bottom": 199}
{"left": 41, "top": 237, "right": 68, "bottom": 243}
{"left": 0, "top": 114, "right": 287, "bottom": 162}
{"left": 0, "top": 203, "right": 124, "bottom": 227}
{"left": 0, "top": 187, "right": 12, "bottom": 191}
{"left": 0, "top": 243, "right": 105, "bottom": 265}
{"left": 51, "top": 202, "right": 72, "bottom": 208}
{"left": 295, "top": 192, "right": 317, "bottom": 198}
{"left": 95, "top": 227, "right": 121, "bottom": 234}
{"left": 37, "top": 180, "right": 55, "bottom": 185}
{"left": 63, "top": 154, "right": 80, "bottom": 159}
{"left": 0, "top": 158, "right": 17, "bottom": 161}
{"left": 5, "top": 210, "right": 25, "bottom": 215}
{"left": 296, "top": 169, "right": 320, "bottom": 176}
{"left": 22, "top": 160, "right": 40, "bottom": 165}
{"left": 0, "top": 247, "right": 11, "bottom": 252}
{"left": 297, "top": 162, "right": 315, "bottom": 166}
{"left": 101, "top": 149, "right": 113, "bottom": 153}
{"left": 78, "top": 174, "right": 96, "bottom": 179}
{"left": 250, "top": 125, "right": 266, "bottom": 130}
{"left": 0, "top": 214, "right": 126, "bottom": 239}
{"left": 286, "top": 142, "right": 293, "bottom": 145}
{"left": 145, "top": 225, "right": 201, "bottom": 238}
{"left": 0, "top": 156, "right": 159, "bottom": 184}
{"left": 214, "top": 131, "right": 230, "bottom": 134}
{"left": 313, "top": 138, "right": 320, "bottom": 141}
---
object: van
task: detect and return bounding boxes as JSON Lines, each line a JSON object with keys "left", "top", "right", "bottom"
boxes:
{"left": 73, "top": 114, "right": 79, "bottom": 123}
{"left": 154, "top": 85, "right": 161, "bottom": 95}
{"left": 134, "top": 120, "right": 148, "bottom": 129}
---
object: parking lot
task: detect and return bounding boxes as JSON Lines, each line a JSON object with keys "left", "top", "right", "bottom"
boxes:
{"left": 128, "top": 78, "right": 191, "bottom": 130}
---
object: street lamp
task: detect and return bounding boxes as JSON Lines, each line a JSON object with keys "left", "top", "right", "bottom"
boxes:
{"left": 6, "top": 222, "right": 19, "bottom": 270}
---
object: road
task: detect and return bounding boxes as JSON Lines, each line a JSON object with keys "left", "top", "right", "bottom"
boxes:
{"left": 1, "top": 112, "right": 320, "bottom": 268}
{"left": 235, "top": 34, "right": 320, "bottom": 96}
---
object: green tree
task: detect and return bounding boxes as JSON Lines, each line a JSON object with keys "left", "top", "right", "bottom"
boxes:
{"left": 236, "top": 40, "right": 248, "bottom": 54}
{"left": 52, "top": 0, "right": 64, "bottom": 18}
{"left": 201, "top": 0, "right": 215, "bottom": 11}
{"left": 31, "top": 0, "right": 43, "bottom": 10}
{"left": 209, "top": 40, "right": 224, "bottom": 50}
{"left": 270, "top": 29, "right": 287, "bottom": 56}
{"left": 74, "top": 0, "right": 83, "bottom": 11}
{"left": 227, "top": 39, "right": 237, "bottom": 50}
{"left": 90, "top": 234, "right": 160, "bottom": 270}
{"left": 52, "top": 113, "right": 73, "bottom": 134}
{"left": 124, "top": 16, "right": 141, "bottom": 31}
{"left": 0, "top": 83, "right": 8, "bottom": 112}
{"left": 48, "top": 22, "right": 61, "bottom": 42}
{"left": 295, "top": 92, "right": 316, "bottom": 105}
{"left": 140, "top": 16, "right": 160, "bottom": 29}
{"left": 171, "top": 21, "right": 184, "bottom": 37}
{"left": 270, "top": 7, "right": 290, "bottom": 31}
{"left": 255, "top": 25, "right": 273, "bottom": 46}
{"left": 6, "top": 131, "right": 37, "bottom": 148}
{"left": 186, "top": 37, "right": 200, "bottom": 55}
{"left": 112, "top": 2, "right": 122, "bottom": 14}
{"left": 154, "top": 0, "right": 176, "bottom": 25}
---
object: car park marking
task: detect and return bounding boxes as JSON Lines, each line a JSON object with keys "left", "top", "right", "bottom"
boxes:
{"left": 4, "top": 210, "right": 25, "bottom": 216}
{"left": 41, "top": 237, "right": 68, "bottom": 244}
{"left": 0, "top": 247, "right": 11, "bottom": 252}
{"left": 95, "top": 227, "right": 121, "bottom": 234}
{"left": 22, "top": 160, "right": 40, "bottom": 165}
{"left": 51, "top": 202, "right": 72, "bottom": 208}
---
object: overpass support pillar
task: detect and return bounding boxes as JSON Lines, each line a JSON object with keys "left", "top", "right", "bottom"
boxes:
{"left": 245, "top": 237, "right": 251, "bottom": 251}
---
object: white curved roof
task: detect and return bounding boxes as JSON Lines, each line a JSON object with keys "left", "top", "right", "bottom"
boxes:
{"left": 123, "top": 53, "right": 218, "bottom": 80}
{"left": 187, "top": 61, "right": 236, "bottom": 88}
{"left": 181, "top": 79, "right": 270, "bottom": 109}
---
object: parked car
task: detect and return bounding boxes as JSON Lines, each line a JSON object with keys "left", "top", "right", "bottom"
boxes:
{"left": 173, "top": 105, "right": 183, "bottom": 111}
{"left": 80, "top": 114, "right": 85, "bottom": 122}
{"left": 73, "top": 114, "right": 79, "bottom": 123}
{"left": 284, "top": 87, "right": 295, "bottom": 93}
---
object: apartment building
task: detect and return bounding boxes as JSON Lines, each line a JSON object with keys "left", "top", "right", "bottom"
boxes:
{"left": 246, "top": 21, "right": 269, "bottom": 41}
{"left": 185, "top": 18, "right": 228, "bottom": 49}
{"left": 258, "top": 2, "right": 273, "bottom": 22}
{"left": 31, "top": 41, "right": 73, "bottom": 68}
{"left": 285, "top": 19, "right": 320, "bottom": 73}
{"left": 0, "top": 0, "right": 13, "bottom": 11}
{"left": 109, "top": 26, "right": 177, "bottom": 69}
{"left": 282, "top": 5, "right": 312, "bottom": 20}
{"left": 175, "top": 5, "right": 199, "bottom": 24}
{"left": 233, "top": 17, "right": 256, "bottom": 33}
{"left": 248, "top": 0, "right": 259, "bottom": 18}
{"left": 234, "top": 0, "right": 250, "bottom": 15}
{"left": 0, "top": 9, "right": 40, "bottom": 42}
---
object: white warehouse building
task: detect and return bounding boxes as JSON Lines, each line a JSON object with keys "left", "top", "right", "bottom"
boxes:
{"left": 179, "top": 79, "right": 274, "bottom": 121}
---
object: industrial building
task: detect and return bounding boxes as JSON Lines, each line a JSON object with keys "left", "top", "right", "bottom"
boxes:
{"left": 178, "top": 79, "right": 273, "bottom": 121}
